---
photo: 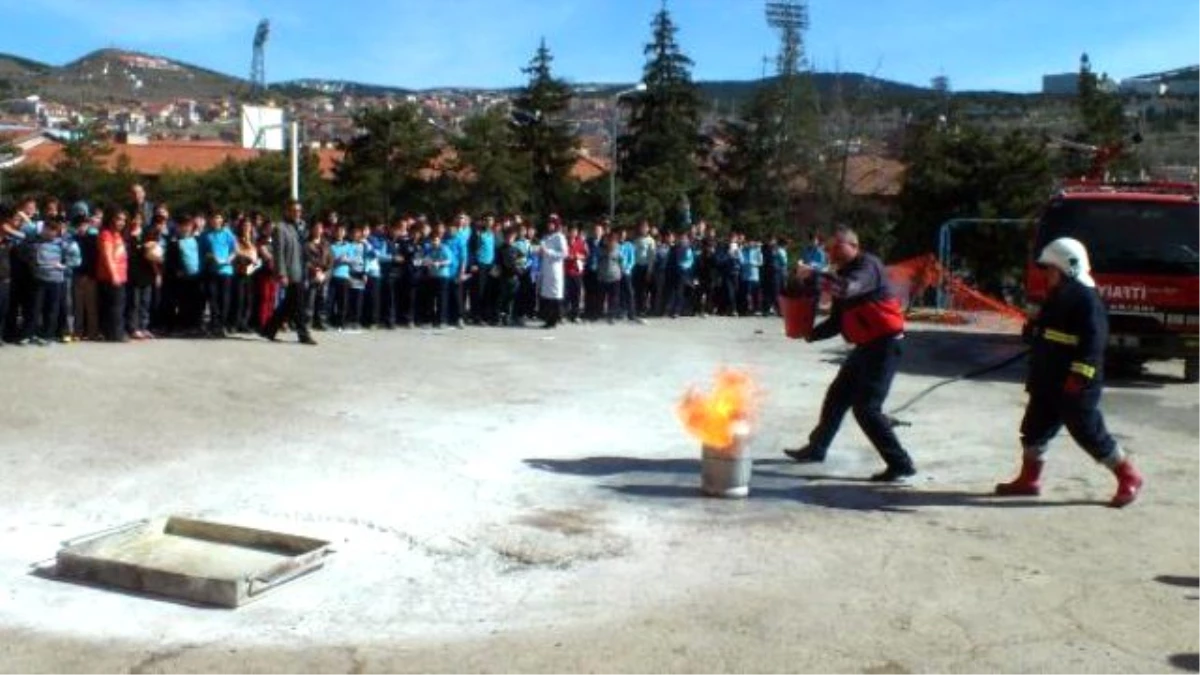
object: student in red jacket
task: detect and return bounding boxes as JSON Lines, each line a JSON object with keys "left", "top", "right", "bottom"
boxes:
{"left": 783, "top": 226, "right": 916, "bottom": 482}
{"left": 564, "top": 225, "right": 588, "bottom": 322}
{"left": 96, "top": 210, "right": 130, "bottom": 342}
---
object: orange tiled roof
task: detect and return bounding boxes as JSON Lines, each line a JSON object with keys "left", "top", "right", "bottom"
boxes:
{"left": 19, "top": 138, "right": 618, "bottom": 184}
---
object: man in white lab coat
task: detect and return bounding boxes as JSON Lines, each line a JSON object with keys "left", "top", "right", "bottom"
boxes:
{"left": 538, "top": 214, "right": 568, "bottom": 329}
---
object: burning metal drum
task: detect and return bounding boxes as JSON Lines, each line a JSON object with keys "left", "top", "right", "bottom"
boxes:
{"left": 700, "top": 431, "right": 752, "bottom": 499}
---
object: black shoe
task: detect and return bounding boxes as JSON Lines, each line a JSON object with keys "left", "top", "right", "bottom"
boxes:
{"left": 870, "top": 465, "right": 917, "bottom": 483}
{"left": 783, "top": 446, "right": 826, "bottom": 463}
{"left": 299, "top": 334, "right": 317, "bottom": 346}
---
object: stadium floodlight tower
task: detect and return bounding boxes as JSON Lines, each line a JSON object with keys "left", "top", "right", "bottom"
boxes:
{"left": 250, "top": 19, "right": 269, "bottom": 95}
{"left": 765, "top": 0, "right": 807, "bottom": 76}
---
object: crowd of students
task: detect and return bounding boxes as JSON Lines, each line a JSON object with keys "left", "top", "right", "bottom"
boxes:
{"left": 0, "top": 186, "right": 831, "bottom": 346}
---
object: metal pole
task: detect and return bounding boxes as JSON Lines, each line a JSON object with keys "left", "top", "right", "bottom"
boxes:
{"left": 289, "top": 121, "right": 299, "bottom": 201}
{"left": 608, "top": 106, "right": 618, "bottom": 223}
{"left": 607, "top": 85, "right": 645, "bottom": 223}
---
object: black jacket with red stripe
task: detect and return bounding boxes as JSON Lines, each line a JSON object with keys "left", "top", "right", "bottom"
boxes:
{"left": 809, "top": 252, "right": 905, "bottom": 346}
{"left": 1024, "top": 278, "right": 1108, "bottom": 398}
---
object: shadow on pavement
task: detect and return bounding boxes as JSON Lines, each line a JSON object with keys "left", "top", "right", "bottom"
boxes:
{"left": 524, "top": 457, "right": 699, "bottom": 477}
{"left": 526, "top": 455, "right": 1102, "bottom": 513}
{"left": 1169, "top": 653, "right": 1199, "bottom": 673}
{"left": 1155, "top": 575, "right": 1200, "bottom": 589}
{"left": 895, "top": 330, "right": 1028, "bottom": 385}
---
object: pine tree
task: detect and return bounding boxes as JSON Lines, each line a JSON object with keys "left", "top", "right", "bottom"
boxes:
{"left": 54, "top": 119, "right": 114, "bottom": 202}
{"left": 333, "top": 104, "right": 439, "bottom": 220}
{"left": 619, "top": 2, "right": 709, "bottom": 230}
{"left": 513, "top": 38, "right": 578, "bottom": 223}
{"left": 453, "top": 107, "right": 530, "bottom": 215}
{"left": 716, "top": 0, "right": 818, "bottom": 238}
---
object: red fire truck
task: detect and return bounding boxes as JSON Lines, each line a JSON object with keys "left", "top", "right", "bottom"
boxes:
{"left": 1027, "top": 178, "right": 1200, "bottom": 381}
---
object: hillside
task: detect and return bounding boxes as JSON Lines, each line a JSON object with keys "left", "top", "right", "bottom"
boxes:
{"left": 0, "top": 53, "right": 50, "bottom": 78}
{"left": 32, "top": 49, "right": 246, "bottom": 104}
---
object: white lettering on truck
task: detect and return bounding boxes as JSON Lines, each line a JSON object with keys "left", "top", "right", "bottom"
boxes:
{"left": 1099, "top": 284, "right": 1148, "bottom": 302}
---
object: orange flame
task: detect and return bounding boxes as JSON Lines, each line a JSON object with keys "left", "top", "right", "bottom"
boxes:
{"left": 676, "top": 368, "right": 760, "bottom": 451}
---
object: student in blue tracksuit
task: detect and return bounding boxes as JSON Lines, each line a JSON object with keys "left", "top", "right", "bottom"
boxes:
{"left": 345, "top": 224, "right": 368, "bottom": 329}
{"left": 468, "top": 217, "right": 497, "bottom": 324}
{"left": 22, "top": 218, "right": 69, "bottom": 345}
{"left": 449, "top": 217, "right": 470, "bottom": 328}
{"left": 328, "top": 224, "right": 353, "bottom": 329}
{"left": 666, "top": 232, "right": 694, "bottom": 318}
{"left": 200, "top": 211, "right": 236, "bottom": 337}
{"left": 364, "top": 222, "right": 391, "bottom": 328}
{"left": 739, "top": 239, "right": 763, "bottom": 316}
{"left": 426, "top": 231, "right": 455, "bottom": 329}
{"left": 618, "top": 229, "right": 639, "bottom": 322}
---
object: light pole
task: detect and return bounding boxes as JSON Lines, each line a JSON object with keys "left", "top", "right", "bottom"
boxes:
{"left": 609, "top": 83, "right": 646, "bottom": 223}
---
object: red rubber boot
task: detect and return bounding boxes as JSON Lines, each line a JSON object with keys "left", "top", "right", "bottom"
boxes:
{"left": 995, "top": 454, "right": 1044, "bottom": 496}
{"left": 1109, "top": 460, "right": 1143, "bottom": 508}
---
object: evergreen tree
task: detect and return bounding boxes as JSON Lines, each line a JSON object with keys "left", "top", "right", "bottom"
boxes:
{"left": 618, "top": 2, "right": 709, "bottom": 230}
{"left": 1076, "top": 53, "right": 1125, "bottom": 147}
{"left": 513, "top": 39, "right": 578, "bottom": 222}
{"left": 54, "top": 119, "right": 113, "bottom": 203}
{"left": 334, "top": 104, "right": 439, "bottom": 221}
{"left": 715, "top": 0, "right": 818, "bottom": 238}
{"left": 453, "top": 107, "right": 530, "bottom": 215}
{"left": 897, "top": 118, "right": 1052, "bottom": 294}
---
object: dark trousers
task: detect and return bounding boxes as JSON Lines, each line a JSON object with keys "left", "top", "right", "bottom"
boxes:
{"left": 740, "top": 279, "right": 760, "bottom": 316}
{"left": 330, "top": 278, "right": 351, "bottom": 328}
{"left": 175, "top": 277, "right": 204, "bottom": 332}
{"left": 583, "top": 270, "right": 601, "bottom": 320}
{"left": 497, "top": 277, "right": 520, "bottom": 324}
{"left": 620, "top": 275, "right": 637, "bottom": 320}
{"left": 305, "top": 280, "right": 328, "bottom": 328}
{"left": 517, "top": 271, "right": 536, "bottom": 319}
{"left": 540, "top": 297, "right": 562, "bottom": 328}
{"left": 470, "top": 265, "right": 493, "bottom": 322}
{"left": 433, "top": 277, "right": 451, "bottom": 327}
{"left": 602, "top": 280, "right": 621, "bottom": 320}
{"left": 721, "top": 276, "right": 739, "bottom": 315}
{"left": 762, "top": 270, "right": 782, "bottom": 315}
{"left": 417, "top": 278, "right": 435, "bottom": 324}
{"left": 565, "top": 275, "right": 583, "bottom": 320}
{"left": 666, "top": 274, "right": 690, "bottom": 317}
{"left": 232, "top": 275, "right": 254, "bottom": 331}
{"left": 26, "top": 280, "right": 64, "bottom": 340}
{"left": 0, "top": 281, "right": 9, "bottom": 343}
{"left": 347, "top": 287, "right": 364, "bottom": 327}
{"left": 125, "top": 284, "right": 152, "bottom": 335}
{"left": 393, "top": 277, "right": 417, "bottom": 325}
{"left": 632, "top": 264, "right": 651, "bottom": 314}
{"left": 807, "top": 336, "right": 914, "bottom": 470}
{"left": 363, "top": 276, "right": 384, "bottom": 327}
{"left": 266, "top": 281, "right": 310, "bottom": 340}
{"left": 206, "top": 275, "right": 232, "bottom": 333}
{"left": 1020, "top": 392, "right": 1119, "bottom": 463}
{"left": 653, "top": 271, "right": 668, "bottom": 316}
{"left": 150, "top": 281, "right": 169, "bottom": 332}
{"left": 99, "top": 282, "right": 126, "bottom": 342}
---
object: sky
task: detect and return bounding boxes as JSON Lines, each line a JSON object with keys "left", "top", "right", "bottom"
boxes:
{"left": 1, "top": 0, "right": 1197, "bottom": 92}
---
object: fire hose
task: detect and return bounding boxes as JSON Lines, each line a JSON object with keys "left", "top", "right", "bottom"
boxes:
{"left": 886, "top": 349, "right": 1031, "bottom": 427}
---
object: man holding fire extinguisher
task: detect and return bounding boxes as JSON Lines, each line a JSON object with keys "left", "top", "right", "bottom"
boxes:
{"left": 783, "top": 226, "right": 918, "bottom": 482}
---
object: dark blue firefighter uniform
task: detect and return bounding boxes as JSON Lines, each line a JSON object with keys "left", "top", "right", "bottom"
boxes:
{"left": 1020, "top": 277, "right": 1120, "bottom": 463}
{"left": 805, "top": 252, "right": 914, "bottom": 472}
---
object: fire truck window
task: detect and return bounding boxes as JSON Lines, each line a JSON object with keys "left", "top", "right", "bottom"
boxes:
{"left": 1037, "top": 200, "right": 1199, "bottom": 275}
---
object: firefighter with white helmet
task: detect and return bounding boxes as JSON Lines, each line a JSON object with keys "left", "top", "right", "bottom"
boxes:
{"left": 996, "top": 237, "right": 1143, "bottom": 507}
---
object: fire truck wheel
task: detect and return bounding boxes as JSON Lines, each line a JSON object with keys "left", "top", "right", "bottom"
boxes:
{"left": 1184, "top": 357, "right": 1199, "bottom": 384}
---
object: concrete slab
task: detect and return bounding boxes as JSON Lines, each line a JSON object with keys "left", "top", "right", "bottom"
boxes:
{"left": 0, "top": 317, "right": 1195, "bottom": 672}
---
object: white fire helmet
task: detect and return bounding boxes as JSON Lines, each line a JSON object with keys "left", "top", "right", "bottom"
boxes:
{"left": 1038, "top": 237, "right": 1095, "bottom": 288}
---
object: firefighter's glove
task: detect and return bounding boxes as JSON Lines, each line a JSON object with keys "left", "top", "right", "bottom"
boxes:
{"left": 1063, "top": 373, "right": 1088, "bottom": 396}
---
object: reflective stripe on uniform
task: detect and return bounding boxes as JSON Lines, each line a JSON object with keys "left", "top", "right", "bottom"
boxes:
{"left": 1043, "top": 328, "right": 1080, "bottom": 346}
{"left": 1070, "top": 361, "right": 1096, "bottom": 378}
